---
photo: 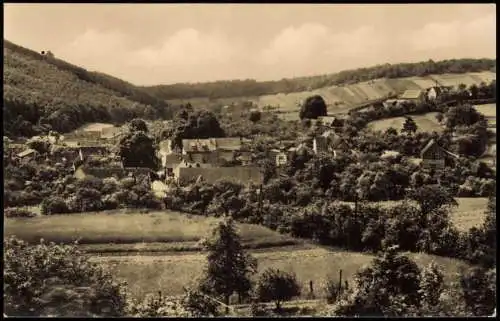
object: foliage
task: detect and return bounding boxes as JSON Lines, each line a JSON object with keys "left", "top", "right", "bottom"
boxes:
{"left": 4, "top": 208, "right": 37, "bottom": 218}
{"left": 419, "top": 262, "right": 445, "bottom": 307}
{"left": 143, "top": 58, "right": 495, "bottom": 100}
{"left": 128, "top": 118, "right": 149, "bottom": 133}
{"left": 41, "top": 196, "right": 70, "bottom": 215}
{"left": 299, "top": 95, "right": 327, "bottom": 120}
{"left": 118, "top": 129, "right": 158, "bottom": 169}
{"left": 4, "top": 236, "right": 127, "bottom": 317}
{"left": 407, "top": 185, "right": 457, "bottom": 215}
{"left": 332, "top": 246, "right": 422, "bottom": 316}
{"left": 198, "top": 217, "right": 258, "bottom": 308}
{"left": 256, "top": 268, "right": 301, "bottom": 311}
{"left": 4, "top": 40, "right": 170, "bottom": 138}
{"left": 459, "top": 266, "right": 496, "bottom": 316}
{"left": 126, "top": 291, "right": 191, "bottom": 317}
{"left": 401, "top": 117, "right": 418, "bottom": 135}
{"left": 249, "top": 109, "right": 262, "bottom": 123}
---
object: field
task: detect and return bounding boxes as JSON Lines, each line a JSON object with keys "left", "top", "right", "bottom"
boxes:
{"left": 92, "top": 247, "right": 471, "bottom": 301}
{"left": 165, "top": 72, "right": 495, "bottom": 118}
{"left": 367, "top": 112, "right": 443, "bottom": 133}
{"left": 5, "top": 199, "right": 486, "bottom": 302}
{"left": 4, "top": 210, "right": 298, "bottom": 249}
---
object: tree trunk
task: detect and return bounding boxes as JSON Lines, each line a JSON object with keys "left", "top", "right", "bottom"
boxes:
{"left": 276, "top": 300, "right": 281, "bottom": 312}
{"left": 224, "top": 295, "right": 230, "bottom": 314}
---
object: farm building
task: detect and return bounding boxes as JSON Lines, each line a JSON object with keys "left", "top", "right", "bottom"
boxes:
{"left": 420, "top": 139, "right": 459, "bottom": 169}
{"left": 399, "top": 89, "right": 426, "bottom": 104}
{"left": 175, "top": 166, "right": 263, "bottom": 186}
{"left": 425, "top": 86, "right": 449, "bottom": 101}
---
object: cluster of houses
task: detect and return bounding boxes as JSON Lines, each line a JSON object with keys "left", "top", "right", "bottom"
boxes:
{"left": 158, "top": 137, "right": 263, "bottom": 186}
{"left": 383, "top": 84, "right": 453, "bottom": 108}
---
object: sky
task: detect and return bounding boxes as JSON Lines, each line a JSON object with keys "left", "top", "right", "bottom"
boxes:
{"left": 4, "top": 3, "right": 496, "bottom": 86}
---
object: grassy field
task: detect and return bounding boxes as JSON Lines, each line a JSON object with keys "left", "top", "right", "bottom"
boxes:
{"left": 92, "top": 246, "right": 471, "bottom": 301}
{"left": 367, "top": 112, "right": 443, "bottom": 133}
{"left": 4, "top": 210, "right": 298, "bottom": 248}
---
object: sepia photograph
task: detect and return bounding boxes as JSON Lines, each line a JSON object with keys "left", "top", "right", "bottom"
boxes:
{"left": 3, "top": 3, "right": 497, "bottom": 317}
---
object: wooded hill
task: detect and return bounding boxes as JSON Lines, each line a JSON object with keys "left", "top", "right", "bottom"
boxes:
{"left": 3, "top": 40, "right": 173, "bottom": 138}
{"left": 142, "top": 58, "right": 496, "bottom": 100}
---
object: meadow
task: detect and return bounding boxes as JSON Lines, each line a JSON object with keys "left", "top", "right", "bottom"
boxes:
{"left": 92, "top": 246, "right": 472, "bottom": 301}
{"left": 366, "top": 112, "right": 443, "bottom": 134}
{"left": 4, "top": 210, "right": 299, "bottom": 249}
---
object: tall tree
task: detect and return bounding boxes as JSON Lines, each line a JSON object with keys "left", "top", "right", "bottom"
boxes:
{"left": 118, "top": 131, "right": 158, "bottom": 169}
{"left": 401, "top": 117, "right": 418, "bottom": 135}
{"left": 299, "top": 95, "right": 327, "bottom": 120}
{"left": 128, "top": 118, "right": 149, "bottom": 133}
{"left": 198, "top": 217, "right": 257, "bottom": 312}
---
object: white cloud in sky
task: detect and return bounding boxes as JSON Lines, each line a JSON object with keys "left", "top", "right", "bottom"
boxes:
{"left": 408, "top": 13, "right": 496, "bottom": 51}
{"left": 130, "top": 28, "right": 239, "bottom": 67}
{"left": 55, "top": 12, "right": 495, "bottom": 84}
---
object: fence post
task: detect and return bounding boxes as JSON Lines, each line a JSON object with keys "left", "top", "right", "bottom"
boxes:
{"left": 338, "top": 269, "right": 343, "bottom": 296}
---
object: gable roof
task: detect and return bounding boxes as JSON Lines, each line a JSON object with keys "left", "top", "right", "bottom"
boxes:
{"left": 178, "top": 166, "right": 263, "bottom": 186}
{"left": 164, "top": 154, "right": 183, "bottom": 167}
{"left": 17, "top": 148, "right": 38, "bottom": 158}
{"left": 214, "top": 137, "right": 242, "bottom": 151}
{"left": 400, "top": 90, "right": 424, "bottom": 100}
{"left": 421, "top": 139, "right": 439, "bottom": 155}
{"left": 182, "top": 139, "right": 217, "bottom": 153}
{"left": 420, "top": 139, "right": 460, "bottom": 159}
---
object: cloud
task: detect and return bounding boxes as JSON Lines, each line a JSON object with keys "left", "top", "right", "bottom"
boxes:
{"left": 257, "top": 23, "right": 389, "bottom": 68}
{"left": 408, "top": 13, "right": 496, "bottom": 52}
{"left": 130, "top": 28, "right": 239, "bottom": 67}
{"left": 58, "top": 28, "right": 128, "bottom": 61}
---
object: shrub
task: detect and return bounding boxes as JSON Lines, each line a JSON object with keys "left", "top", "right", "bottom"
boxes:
{"left": 41, "top": 196, "right": 70, "bottom": 215}
{"left": 4, "top": 208, "right": 37, "bottom": 218}
{"left": 256, "top": 268, "right": 301, "bottom": 311}
{"left": 4, "top": 236, "right": 127, "bottom": 317}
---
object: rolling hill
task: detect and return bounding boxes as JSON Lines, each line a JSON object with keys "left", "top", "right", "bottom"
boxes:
{"left": 3, "top": 40, "right": 173, "bottom": 138}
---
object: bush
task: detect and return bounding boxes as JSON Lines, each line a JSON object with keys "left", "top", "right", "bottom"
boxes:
{"left": 256, "top": 268, "right": 301, "bottom": 311}
{"left": 41, "top": 196, "right": 70, "bottom": 215}
{"left": 4, "top": 208, "right": 37, "bottom": 218}
{"left": 4, "top": 236, "right": 127, "bottom": 317}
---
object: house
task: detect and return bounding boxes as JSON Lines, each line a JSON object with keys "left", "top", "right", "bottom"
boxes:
{"left": 181, "top": 137, "right": 243, "bottom": 165}
{"left": 175, "top": 166, "right": 263, "bottom": 186}
{"left": 313, "top": 131, "right": 351, "bottom": 156}
{"left": 269, "top": 149, "right": 288, "bottom": 167}
{"left": 316, "top": 116, "right": 344, "bottom": 128}
{"left": 420, "top": 139, "right": 459, "bottom": 169}
{"left": 17, "top": 148, "right": 38, "bottom": 160}
{"left": 399, "top": 90, "right": 426, "bottom": 103}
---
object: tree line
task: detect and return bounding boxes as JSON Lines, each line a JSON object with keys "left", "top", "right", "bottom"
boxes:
{"left": 142, "top": 58, "right": 495, "bottom": 100}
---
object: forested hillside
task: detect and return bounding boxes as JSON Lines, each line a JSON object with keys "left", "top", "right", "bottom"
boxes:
{"left": 3, "top": 40, "right": 173, "bottom": 138}
{"left": 143, "top": 58, "right": 496, "bottom": 100}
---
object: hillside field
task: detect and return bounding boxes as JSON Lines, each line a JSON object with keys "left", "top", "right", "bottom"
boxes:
{"left": 165, "top": 71, "right": 495, "bottom": 116}
{"left": 367, "top": 112, "right": 443, "bottom": 133}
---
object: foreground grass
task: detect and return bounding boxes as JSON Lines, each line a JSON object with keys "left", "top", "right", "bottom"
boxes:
{"left": 4, "top": 210, "right": 298, "bottom": 248}
{"left": 92, "top": 247, "right": 471, "bottom": 301}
